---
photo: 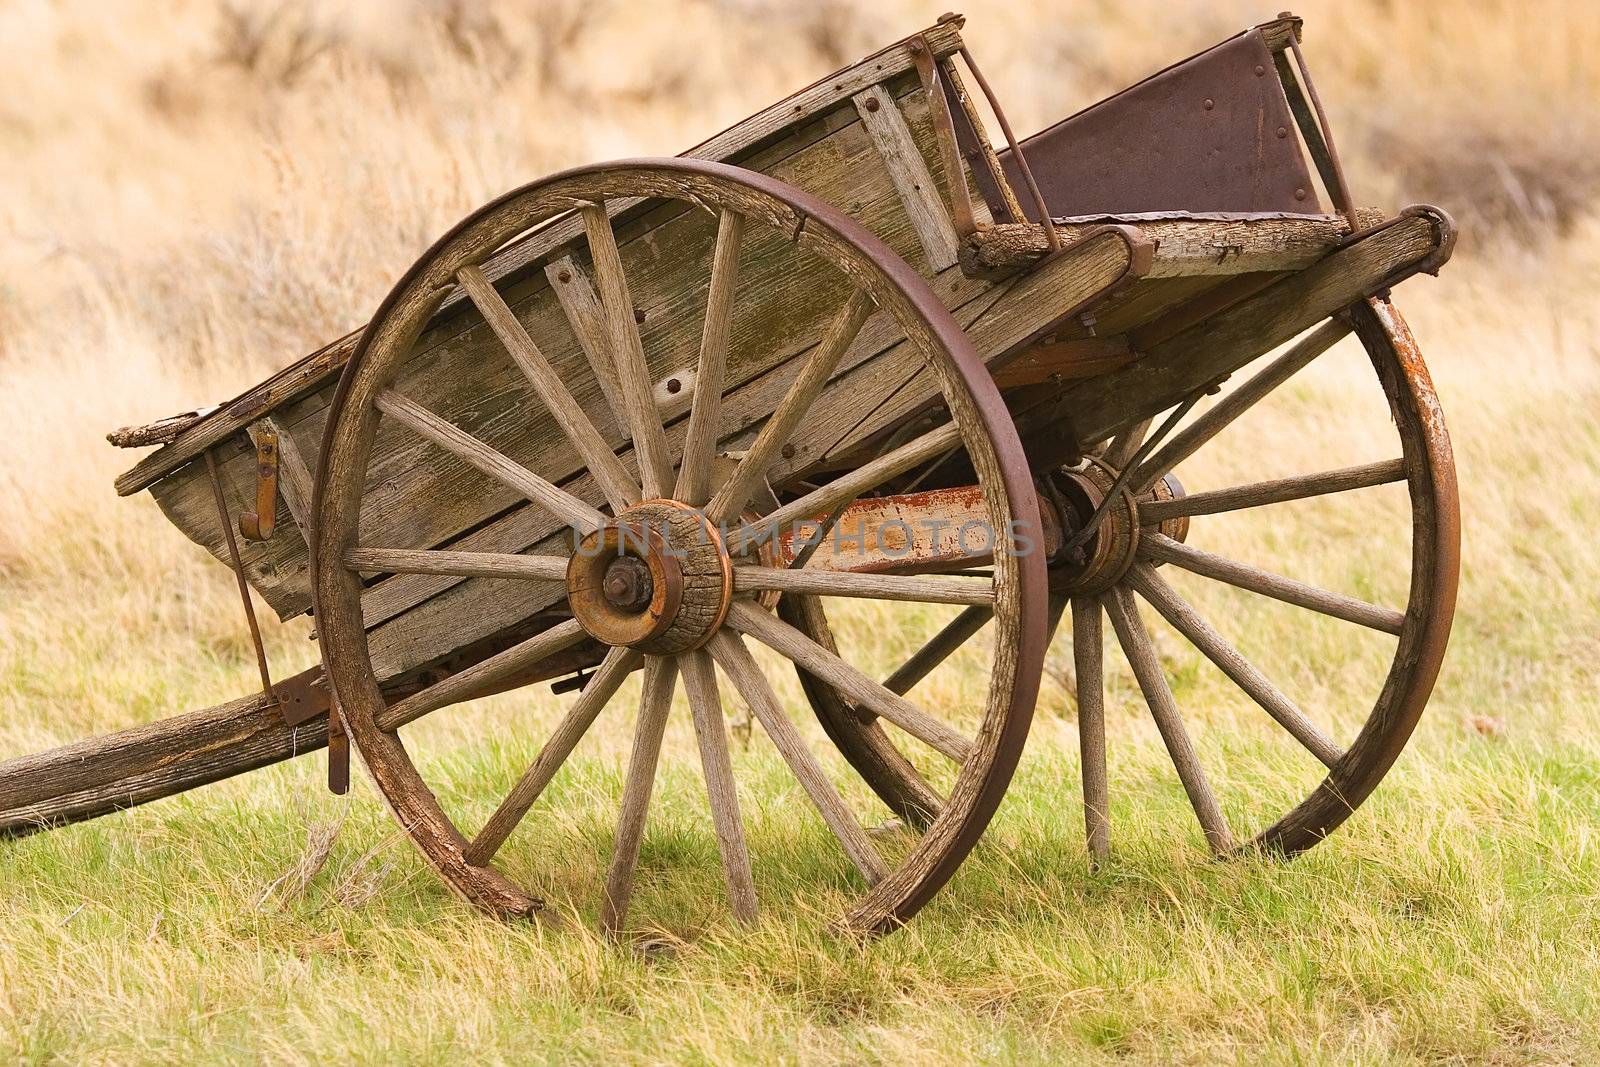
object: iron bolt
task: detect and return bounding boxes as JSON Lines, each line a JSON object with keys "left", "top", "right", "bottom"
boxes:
{"left": 1203, "top": 98, "right": 1214, "bottom": 110}
{"left": 602, "top": 557, "right": 654, "bottom": 612}
{"left": 665, "top": 377, "right": 683, "bottom": 394}
{"left": 1295, "top": 187, "right": 1308, "bottom": 200}
{"left": 1277, "top": 126, "right": 1288, "bottom": 139}
{"left": 864, "top": 96, "right": 881, "bottom": 113}
{"left": 1255, "top": 65, "right": 1266, "bottom": 76}
{"left": 557, "top": 269, "right": 572, "bottom": 284}
{"left": 781, "top": 443, "right": 797, "bottom": 460}
{"left": 634, "top": 307, "right": 646, "bottom": 324}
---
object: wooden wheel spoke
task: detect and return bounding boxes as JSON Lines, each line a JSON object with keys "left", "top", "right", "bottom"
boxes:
{"left": 680, "top": 649, "right": 759, "bottom": 922}
{"left": 673, "top": 210, "right": 744, "bottom": 506}
{"left": 1139, "top": 458, "right": 1407, "bottom": 522}
{"left": 1129, "top": 318, "right": 1351, "bottom": 493}
{"left": 464, "top": 646, "right": 643, "bottom": 866}
{"left": 1126, "top": 564, "right": 1342, "bottom": 769}
{"left": 345, "top": 547, "right": 568, "bottom": 583}
{"left": 883, "top": 605, "right": 993, "bottom": 695}
{"left": 457, "top": 264, "right": 639, "bottom": 512}
{"left": 1103, "top": 586, "right": 1234, "bottom": 855}
{"left": 377, "top": 618, "right": 588, "bottom": 730}
{"left": 726, "top": 601, "right": 973, "bottom": 763}
{"left": 1141, "top": 531, "right": 1405, "bottom": 635}
{"left": 731, "top": 566, "right": 994, "bottom": 606}
{"left": 581, "top": 201, "right": 673, "bottom": 499}
{"left": 1071, "top": 597, "right": 1110, "bottom": 861}
{"left": 376, "top": 390, "right": 605, "bottom": 533}
{"left": 706, "top": 291, "right": 874, "bottom": 522}
{"left": 601, "top": 656, "right": 678, "bottom": 935}
{"left": 708, "top": 632, "right": 887, "bottom": 884}
{"left": 546, "top": 255, "right": 628, "bottom": 432}
{"left": 1102, "top": 416, "right": 1152, "bottom": 470}
{"left": 727, "top": 422, "right": 961, "bottom": 556}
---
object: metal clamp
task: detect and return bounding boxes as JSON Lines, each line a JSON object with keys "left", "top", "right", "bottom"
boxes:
{"left": 238, "top": 430, "right": 279, "bottom": 541}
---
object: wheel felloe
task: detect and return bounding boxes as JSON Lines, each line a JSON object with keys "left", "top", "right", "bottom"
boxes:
{"left": 315, "top": 158, "right": 1045, "bottom": 937}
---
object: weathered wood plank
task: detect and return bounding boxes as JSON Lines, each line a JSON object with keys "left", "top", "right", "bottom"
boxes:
{"left": 150, "top": 78, "right": 966, "bottom": 623}
{"left": 960, "top": 209, "right": 1384, "bottom": 280}
{"left": 458, "top": 263, "right": 638, "bottom": 510}
{"left": 854, "top": 85, "right": 960, "bottom": 271}
{"left": 115, "top": 20, "right": 969, "bottom": 499}
{"left": 1014, "top": 213, "right": 1446, "bottom": 464}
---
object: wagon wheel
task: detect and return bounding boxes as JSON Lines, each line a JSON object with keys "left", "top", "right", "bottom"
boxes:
{"left": 314, "top": 158, "right": 1047, "bottom": 934}
{"left": 806, "top": 296, "right": 1458, "bottom": 859}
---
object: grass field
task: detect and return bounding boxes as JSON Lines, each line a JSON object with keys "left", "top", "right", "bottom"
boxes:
{"left": 3, "top": 1, "right": 1599, "bottom": 1063}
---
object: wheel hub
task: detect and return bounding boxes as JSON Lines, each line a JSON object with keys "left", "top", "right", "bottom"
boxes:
{"left": 1047, "top": 460, "right": 1190, "bottom": 595}
{"left": 565, "top": 499, "right": 733, "bottom": 654}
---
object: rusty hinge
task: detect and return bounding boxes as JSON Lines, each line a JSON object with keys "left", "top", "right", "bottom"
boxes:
{"left": 239, "top": 430, "right": 279, "bottom": 541}
{"left": 273, "top": 668, "right": 348, "bottom": 795}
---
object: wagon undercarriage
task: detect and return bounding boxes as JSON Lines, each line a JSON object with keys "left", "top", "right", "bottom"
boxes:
{"left": 2, "top": 13, "right": 1459, "bottom": 936}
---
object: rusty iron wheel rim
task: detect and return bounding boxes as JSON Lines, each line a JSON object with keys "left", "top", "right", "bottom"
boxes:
{"left": 1249, "top": 297, "right": 1459, "bottom": 854}
{"left": 312, "top": 158, "right": 1047, "bottom": 935}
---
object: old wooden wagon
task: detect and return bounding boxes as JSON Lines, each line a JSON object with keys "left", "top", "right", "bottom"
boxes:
{"left": 1, "top": 13, "right": 1458, "bottom": 934}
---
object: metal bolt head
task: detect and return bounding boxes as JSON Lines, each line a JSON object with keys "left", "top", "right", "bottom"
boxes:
{"left": 633, "top": 307, "right": 646, "bottom": 325}
{"left": 557, "top": 269, "right": 572, "bottom": 284}
{"left": 1203, "top": 98, "right": 1214, "bottom": 110}
{"left": 1255, "top": 64, "right": 1266, "bottom": 76}
{"left": 1277, "top": 126, "right": 1288, "bottom": 139}
{"left": 1294, "top": 187, "right": 1308, "bottom": 201}
{"left": 602, "top": 556, "right": 654, "bottom": 612}
{"left": 864, "top": 96, "right": 881, "bottom": 113}
{"left": 781, "top": 442, "right": 797, "bottom": 460}
{"left": 665, "top": 377, "right": 682, "bottom": 395}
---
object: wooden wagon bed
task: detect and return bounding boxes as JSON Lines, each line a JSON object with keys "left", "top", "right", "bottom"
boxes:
{"left": 109, "top": 14, "right": 1448, "bottom": 696}
{"left": 7, "top": 12, "right": 1460, "bottom": 934}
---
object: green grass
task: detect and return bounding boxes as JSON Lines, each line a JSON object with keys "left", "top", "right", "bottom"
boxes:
{"left": 4, "top": 272, "right": 1600, "bottom": 1063}
{"left": 4, "top": 727, "right": 1598, "bottom": 1064}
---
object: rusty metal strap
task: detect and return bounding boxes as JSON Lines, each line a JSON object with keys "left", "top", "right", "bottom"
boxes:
{"left": 955, "top": 46, "right": 1061, "bottom": 251}
{"left": 1284, "top": 35, "right": 1358, "bottom": 231}
{"left": 204, "top": 448, "right": 347, "bottom": 792}
{"left": 1339, "top": 204, "right": 1459, "bottom": 289}
{"left": 204, "top": 450, "right": 277, "bottom": 708}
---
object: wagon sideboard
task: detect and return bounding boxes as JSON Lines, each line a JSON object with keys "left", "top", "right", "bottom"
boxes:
{"left": 117, "top": 14, "right": 1450, "bottom": 689}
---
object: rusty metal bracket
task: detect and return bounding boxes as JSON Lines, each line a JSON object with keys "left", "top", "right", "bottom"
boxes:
{"left": 274, "top": 667, "right": 332, "bottom": 726}
{"left": 909, "top": 35, "right": 979, "bottom": 240}
{"left": 1282, "top": 33, "right": 1359, "bottom": 230}
{"left": 956, "top": 45, "right": 1062, "bottom": 251}
{"left": 1339, "top": 204, "right": 1459, "bottom": 292}
{"left": 238, "top": 430, "right": 279, "bottom": 541}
